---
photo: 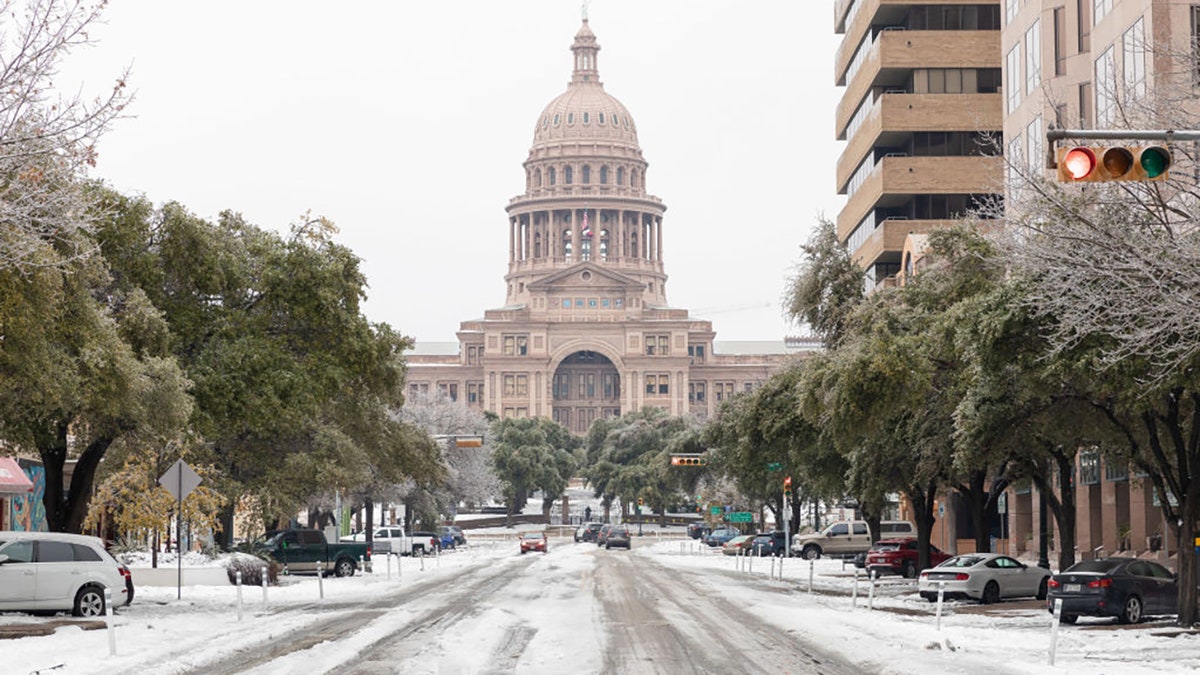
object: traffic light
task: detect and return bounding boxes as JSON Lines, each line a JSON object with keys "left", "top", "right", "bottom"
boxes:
{"left": 783, "top": 476, "right": 792, "bottom": 498}
{"left": 1056, "top": 145, "right": 1170, "bottom": 182}
{"left": 670, "top": 454, "right": 706, "bottom": 467}
{"left": 637, "top": 497, "right": 644, "bottom": 507}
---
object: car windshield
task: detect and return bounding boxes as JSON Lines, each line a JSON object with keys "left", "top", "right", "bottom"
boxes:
{"left": 521, "top": 533, "right": 544, "bottom": 540}
{"left": 939, "top": 555, "right": 985, "bottom": 568}
{"left": 875, "top": 543, "right": 901, "bottom": 551}
{"left": 1065, "top": 559, "right": 1124, "bottom": 574}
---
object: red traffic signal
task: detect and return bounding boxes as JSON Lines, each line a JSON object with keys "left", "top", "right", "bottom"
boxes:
{"left": 783, "top": 475, "right": 792, "bottom": 496}
{"left": 1056, "top": 145, "right": 1170, "bottom": 182}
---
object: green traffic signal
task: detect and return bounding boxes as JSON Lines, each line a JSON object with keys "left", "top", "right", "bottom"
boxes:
{"left": 1141, "top": 147, "right": 1170, "bottom": 178}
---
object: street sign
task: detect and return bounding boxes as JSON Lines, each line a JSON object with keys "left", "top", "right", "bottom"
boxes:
{"left": 938, "top": 502, "right": 945, "bottom": 517}
{"left": 997, "top": 492, "right": 1007, "bottom": 514}
{"left": 728, "top": 512, "right": 752, "bottom": 523}
{"left": 710, "top": 506, "right": 722, "bottom": 516}
{"left": 766, "top": 462, "right": 782, "bottom": 471}
{"left": 158, "top": 459, "right": 202, "bottom": 501}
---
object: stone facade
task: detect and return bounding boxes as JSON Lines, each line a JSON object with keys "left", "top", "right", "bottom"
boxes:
{"left": 404, "top": 20, "right": 805, "bottom": 434}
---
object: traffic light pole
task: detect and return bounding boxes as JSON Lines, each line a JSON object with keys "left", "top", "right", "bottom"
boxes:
{"left": 1045, "top": 128, "right": 1200, "bottom": 169}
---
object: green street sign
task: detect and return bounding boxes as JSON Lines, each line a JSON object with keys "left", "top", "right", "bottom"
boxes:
{"left": 709, "top": 506, "right": 722, "bottom": 516}
{"left": 728, "top": 512, "right": 753, "bottom": 523}
{"left": 766, "top": 462, "right": 782, "bottom": 471}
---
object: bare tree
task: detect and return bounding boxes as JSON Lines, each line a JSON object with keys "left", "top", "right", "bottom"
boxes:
{"left": 396, "top": 393, "right": 499, "bottom": 514}
{"left": 0, "top": 0, "right": 131, "bottom": 272}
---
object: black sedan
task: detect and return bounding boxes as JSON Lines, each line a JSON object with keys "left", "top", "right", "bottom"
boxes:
{"left": 1047, "top": 557, "right": 1177, "bottom": 624}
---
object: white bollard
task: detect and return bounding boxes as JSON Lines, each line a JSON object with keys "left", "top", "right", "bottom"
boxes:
{"left": 317, "top": 561, "right": 325, "bottom": 600}
{"left": 385, "top": 552, "right": 391, "bottom": 581}
{"left": 420, "top": 552, "right": 426, "bottom": 572}
{"left": 770, "top": 556, "right": 776, "bottom": 580}
{"left": 236, "top": 570, "right": 244, "bottom": 622}
{"left": 868, "top": 570, "right": 877, "bottom": 610}
{"left": 852, "top": 568, "right": 859, "bottom": 607}
{"left": 1048, "top": 598, "right": 1063, "bottom": 665}
{"left": 808, "top": 559, "right": 814, "bottom": 594}
{"left": 397, "top": 552, "right": 402, "bottom": 581}
{"left": 936, "top": 581, "right": 946, "bottom": 631}
{"left": 748, "top": 552, "right": 754, "bottom": 574}
{"left": 104, "top": 587, "right": 116, "bottom": 656}
{"left": 261, "top": 567, "right": 269, "bottom": 608}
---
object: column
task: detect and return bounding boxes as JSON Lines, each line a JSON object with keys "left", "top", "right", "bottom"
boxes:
{"left": 571, "top": 210, "right": 580, "bottom": 262}
{"left": 509, "top": 218, "right": 516, "bottom": 262}
{"left": 656, "top": 216, "right": 663, "bottom": 262}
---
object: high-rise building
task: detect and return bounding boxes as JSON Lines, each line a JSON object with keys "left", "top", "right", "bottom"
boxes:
{"left": 833, "top": 1, "right": 1005, "bottom": 289}
{"left": 404, "top": 19, "right": 806, "bottom": 433}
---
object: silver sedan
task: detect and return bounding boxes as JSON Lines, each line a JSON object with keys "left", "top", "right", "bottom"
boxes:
{"left": 918, "top": 553, "right": 1051, "bottom": 604}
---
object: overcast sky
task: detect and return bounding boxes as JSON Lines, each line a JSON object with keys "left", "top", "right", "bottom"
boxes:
{"left": 61, "top": 1, "right": 845, "bottom": 343}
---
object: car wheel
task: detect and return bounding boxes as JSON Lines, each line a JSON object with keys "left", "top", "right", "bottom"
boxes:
{"left": 981, "top": 581, "right": 1001, "bottom": 605}
{"left": 1059, "top": 613, "right": 1078, "bottom": 625}
{"left": 902, "top": 562, "right": 917, "bottom": 579}
{"left": 1036, "top": 577, "right": 1048, "bottom": 601}
{"left": 334, "top": 558, "right": 355, "bottom": 578}
{"left": 1119, "top": 595, "right": 1143, "bottom": 624}
{"left": 921, "top": 593, "right": 937, "bottom": 603}
{"left": 73, "top": 585, "right": 106, "bottom": 618}
{"left": 802, "top": 545, "right": 821, "bottom": 560}
{"left": 605, "top": 543, "right": 611, "bottom": 550}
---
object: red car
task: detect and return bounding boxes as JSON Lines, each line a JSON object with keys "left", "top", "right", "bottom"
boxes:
{"left": 519, "top": 532, "right": 548, "bottom": 554}
{"left": 866, "top": 537, "right": 950, "bottom": 578}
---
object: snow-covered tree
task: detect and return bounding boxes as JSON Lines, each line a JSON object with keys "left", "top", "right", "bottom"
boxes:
{"left": 397, "top": 393, "right": 499, "bottom": 514}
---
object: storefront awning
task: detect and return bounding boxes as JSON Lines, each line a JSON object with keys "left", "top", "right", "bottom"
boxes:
{"left": 0, "top": 457, "right": 33, "bottom": 494}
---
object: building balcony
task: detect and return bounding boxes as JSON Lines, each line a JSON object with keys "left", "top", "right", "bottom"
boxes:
{"left": 837, "top": 30, "right": 1001, "bottom": 130}
{"left": 836, "top": 155, "right": 1003, "bottom": 240}
{"left": 849, "top": 218, "right": 954, "bottom": 269}
{"left": 836, "top": 92, "right": 1002, "bottom": 191}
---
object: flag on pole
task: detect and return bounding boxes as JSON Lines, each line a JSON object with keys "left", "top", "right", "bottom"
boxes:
{"left": 582, "top": 206, "right": 592, "bottom": 237}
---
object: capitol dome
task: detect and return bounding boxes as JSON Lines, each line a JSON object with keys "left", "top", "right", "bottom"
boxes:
{"left": 531, "top": 19, "right": 640, "bottom": 150}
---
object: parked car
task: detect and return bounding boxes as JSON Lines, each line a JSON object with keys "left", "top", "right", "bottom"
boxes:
{"left": 704, "top": 527, "right": 741, "bottom": 548}
{"left": 596, "top": 524, "right": 614, "bottom": 547}
{"left": 340, "top": 526, "right": 408, "bottom": 555}
{"left": 0, "top": 531, "right": 134, "bottom": 617}
{"left": 687, "top": 522, "right": 712, "bottom": 540}
{"left": 790, "top": 520, "right": 915, "bottom": 560}
{"left": 437, "top": 528, "right": 457, "bottom": 550}
{"left": 605, "top": 526, "right": 632, "bottom": 550}
{"left": 441, "top": 525, "right": 467, "bottom": 546}
{"left": 865, "top": 537, "right": 950, "bottom": 578}
{"left": 750, "top": 531, "right": 788, "bottom": 557}
{"left": 918, "top": 552, "right": 1051, "bottom": 604}
{"left": 519, "top": 532, "right": 548, "bottom": 554}
{"left": 1047, "top": 557, "right": 1177, "bottom": 624}
{"left": 578, "top": 522, "right": 604, "bottom": 543}
{"left": 260, "top": 528, "right": 370, "bottom": 576}
{"left": 722, "top": 535, "right": 757, "bottom": 556}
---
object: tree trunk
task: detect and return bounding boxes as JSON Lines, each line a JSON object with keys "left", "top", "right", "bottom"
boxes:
{"left": 957, "top": 469, "right": 991, "bottom": 554}
{"left": 218, "top": 500, "right": 236, "bottom": 549}
{"left": 907, "top": 480, "right": 938, "bottom": 571}
{"left": 1051, "top": 449, "right": 1077, "bottom": 571}
{"left": 365, "top": 496, "right": 375, "bottom": 548}
{"left": 63, "top": 435, "right": 115, "bottom": 533}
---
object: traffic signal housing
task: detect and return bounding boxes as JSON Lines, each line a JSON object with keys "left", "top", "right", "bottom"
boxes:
{"left": 670, "top": 454, "right": 707, "bottom": 467}
{"left": 1056, "top": 145, "right": 1170, "bottom": 182}
{"left": 783, "top": 476, "right": 792, "bottom": 498}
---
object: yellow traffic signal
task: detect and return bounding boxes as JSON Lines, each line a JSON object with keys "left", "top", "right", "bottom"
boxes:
{"left": 1056, "top": 145, "right": 1170, "bottom": 182}
{"left": 637, "top": 497, "right": 644, "bottom": 506}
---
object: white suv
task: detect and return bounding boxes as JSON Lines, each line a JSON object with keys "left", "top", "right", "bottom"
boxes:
{"left": 0, "top": 531, "right": 134, "bottom": 617}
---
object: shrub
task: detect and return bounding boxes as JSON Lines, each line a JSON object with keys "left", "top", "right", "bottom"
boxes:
{"left": 225, "top": 552, "right": 280, "bottom": 586}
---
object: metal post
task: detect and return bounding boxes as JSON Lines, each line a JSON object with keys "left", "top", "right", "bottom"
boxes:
{"left": 236, "top": 570, "right": 243, "bottom": 622}
{"left": 808, "top": 559, "right": 814, "bottom": 594}
{"left": 317, "top": 561, "right": 325, "bottom": 600}
{"left": 1049, "top": 598, "right": 1063, "bottom": 665}
{"left": 868, "top": 570, "right": 877, "bottom": 610}
{"left": 105, "top": 587, "right": 116, "bottom": 656}
{"left": 936, "top": 581, "right": 946, "bottom": 631}
{"left": 852, "top": 568, "right": 859, "bottom": 607}
{"left": 261, "top": 566, "right": 268, "bottom": 608}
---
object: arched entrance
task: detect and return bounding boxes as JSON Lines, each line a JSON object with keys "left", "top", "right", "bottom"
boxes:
{"left": 551, "top": 351, "right": 621, "bottom": 434}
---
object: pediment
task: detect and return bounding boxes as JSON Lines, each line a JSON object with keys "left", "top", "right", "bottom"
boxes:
{"left": 527, "top": 262, "right": 646, "bottom": 293}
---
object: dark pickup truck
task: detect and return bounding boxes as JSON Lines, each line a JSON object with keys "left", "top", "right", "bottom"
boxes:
{"left": 259, "top": 529, "right": 370, "bottom": 577}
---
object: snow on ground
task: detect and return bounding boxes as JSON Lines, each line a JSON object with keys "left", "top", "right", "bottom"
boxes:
{"left": 2, "top": 527, "right": 1199, "bottom": 674}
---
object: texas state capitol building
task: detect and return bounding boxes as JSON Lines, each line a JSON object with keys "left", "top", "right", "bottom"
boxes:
{"left": 405, "top": 19, "right": 810, "bottom": 433}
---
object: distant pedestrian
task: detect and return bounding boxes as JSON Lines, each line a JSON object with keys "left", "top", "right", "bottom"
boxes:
{"left": 584, "top": 506, "right": 592, "bottom": 522}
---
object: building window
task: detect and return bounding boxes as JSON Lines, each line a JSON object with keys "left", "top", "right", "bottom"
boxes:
{"left": 644, "top": 334, "right": 669, "bottom": 356}
{"left": 549, "top": 167, "right": 556, "bottom": 185}
{"left": 600, "top": 166, "right": 609, "bottom": 184}
{"left": 714, "top": 381, "right": 735, "bottom": 402}
{"left": 563, "top": 230, "right": 573, "bottom": 260}
{"left": 1193, "top": 7, "right": 1200, "bottom": 83}
{"left": 617, "top": 167, "right": 625, "bottom": 185}
{"left": 602, "top": 373, "right": 618, "bottom": 398}
{"left": 1106, "top": 459, "right": 1129, "bottom": 482}
{"left": 688, "top": 344, "right": 706, "bottom": 363}
{"left": 1093, "top": 0, "right": 1112, "bottom": 25}
{"left": 1095, "top": 45, "right": 1116, "bottom": 127}
{"left": 688, "top": 382, "right": 706, "bottom": 403}
{"left": 468, "top": 382, "right": 482, "bottom": 404}
{"left": 1026, "top": 116, "right": 1043, "bottom": 175}
{"left": 644, "top": 374, "right": 669, "bottom": 396}
{"left": 516, "top": 374, "right": 528, "bottom": 396}
{"left": 554, "top": 374, "right": 570, "bottom": 399}
{"left": 467, "top": 345, "right": 480, "bottom": 365}
{"left": 1025, "top": 20, "right": 1041, "bottom": 95}
{"left": 409, "top": 382, "right": 429, "bottom": 397}
{"left": 1005, "top": 44, "right": 1022, "bottom": 113}
{"left": 503, "top": 374, "right": 515, "bottom": 396}
{"left": 1053, "top": 7, "right": 1067, "bottom": 76}
{"left": 503, "top": 334, "right": 528, "bottom": 356}
{"left": 1079, "top": 449, "right": 1101, "bottom": 485}
{"left": 1123, "top": 18, "right": 1146, "bottom": 101}
{"left": 1005, "top": 0, "right": 1017, "bottom": 25}
{"left": 565, "top": 166, "right": 574, "bottom": 184}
